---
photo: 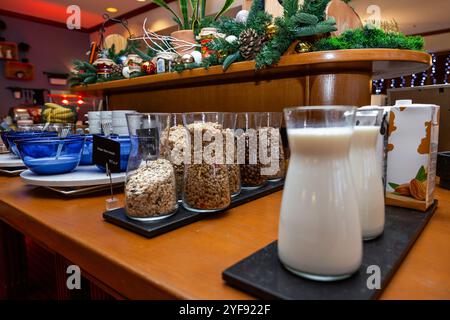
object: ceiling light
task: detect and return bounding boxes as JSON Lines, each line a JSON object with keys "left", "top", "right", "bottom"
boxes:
{"left": 106, "top": 7, "right": 118, "bottom": 13}
{"left": 137, "top": 0, "right": 146, "bottom": 2}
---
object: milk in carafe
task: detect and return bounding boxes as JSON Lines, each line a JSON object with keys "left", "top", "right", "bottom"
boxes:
{"left": 278, "top": 125, "right": 362, "bottom": 281}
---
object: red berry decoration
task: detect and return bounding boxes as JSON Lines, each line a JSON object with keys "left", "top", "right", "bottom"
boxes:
{"left": 141, "top": 61, "right": 156, "bottom": 75}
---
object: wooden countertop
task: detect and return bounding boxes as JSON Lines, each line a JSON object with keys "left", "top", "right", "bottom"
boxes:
{"left": 71, "top": 49, "right": 431, "bottom": 94}
{"left": 0, "top": 176, "right": 449, "bottom": 299}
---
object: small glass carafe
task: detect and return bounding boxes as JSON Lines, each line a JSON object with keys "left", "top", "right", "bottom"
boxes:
{"left": 278, "top": 106, "right": 362, "bottom": 281}
{"left": 350, "top": 108, "right": 385, "bottom": 240}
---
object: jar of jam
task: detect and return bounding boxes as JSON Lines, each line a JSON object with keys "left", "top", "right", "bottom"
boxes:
{"left": 93, "top": 58, "right": 116, "bottom": 80}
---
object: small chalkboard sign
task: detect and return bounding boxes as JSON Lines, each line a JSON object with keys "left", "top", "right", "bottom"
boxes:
{"left": 93, "top": 135, "right": 121, "bottom": 173}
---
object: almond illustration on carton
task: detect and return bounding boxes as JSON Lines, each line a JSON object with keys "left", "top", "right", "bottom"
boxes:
{"left": 394, "top": 183, "right": 411, "bottom": 196}
{"left": 410, "top": 178, "right": 426, "bottom": 200}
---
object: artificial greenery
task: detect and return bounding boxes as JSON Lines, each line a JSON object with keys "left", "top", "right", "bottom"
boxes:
{"left": 202, "top": 0, "right": 272, "bottom": 69}
{"left": 203, "top": 0, "right": 337, "bottom": 70}
{"left": 256, "top": 0, "right": 336, "bottom": 68}
{"left": 68, "top": 40, "right": 155, "bottom": 86}
{"left": 313, "top": 26, "right": 424, "bottom": 51}
{"left": 69, "top": 0, "right": 425, "bottom": 86}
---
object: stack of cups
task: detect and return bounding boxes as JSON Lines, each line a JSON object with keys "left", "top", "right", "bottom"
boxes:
{"left": 88, "top": 111, "right": 101, "bottom": 134}
{"left": 112, "top": 110, "right": 136, "bottom": 136}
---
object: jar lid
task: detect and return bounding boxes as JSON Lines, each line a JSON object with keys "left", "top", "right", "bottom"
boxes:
{"left": 199, "top": 27, "right": 218, "bottom": 36}
{"left": 92, "top": 58, "right": 116, "bottom": 66}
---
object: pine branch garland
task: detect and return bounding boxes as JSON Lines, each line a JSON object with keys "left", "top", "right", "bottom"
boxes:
{"left": 313, "top": 26, "right": 424, "bottom": 51}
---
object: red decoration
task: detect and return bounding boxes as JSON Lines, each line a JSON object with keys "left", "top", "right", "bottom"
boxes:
{"left": 141, "top": 61, "right": 156, "bottom": 75}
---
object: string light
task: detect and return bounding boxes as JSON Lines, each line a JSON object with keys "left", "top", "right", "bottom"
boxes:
{"left": 444, "top": 54, "right": 450, "bottom": 84}
{"left": 373, "top": 53, "right": 449, "bottom": 92}
{"left": 373, "top": 78, "right": 385, "bottom": 94}
{"left": 420, "top": 70, "right": 427, "bottom": 86}
{"left": 411, "top": 73, "right": 417, "bottom": 87}
{"left": 430, "top": 53, "right": 437, "bottom": 85}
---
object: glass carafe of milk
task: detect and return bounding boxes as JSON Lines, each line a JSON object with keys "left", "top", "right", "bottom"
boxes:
{"left": 350, "top": 109, "right": 385, "bottom": 240}
{"left": 279, "top": 106, "right": 362, "bottom": 281}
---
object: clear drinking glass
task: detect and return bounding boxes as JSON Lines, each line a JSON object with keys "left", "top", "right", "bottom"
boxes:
{"left": 223, "top": 112, "right": 241, "bottom": 197}
{"left": 125, "top": 113, "right": 178, "bottom": 221}
{"left": 236, "top": 112, "right": 268, "bottom": 189}
{"left": 182, "top": 112, "right": 231, "bottom": 212}
{"left": 259, "top": 112, "right": 286, "bottom": 182}
{"left": 350, "top": 108, "right": 385, "bottom": 240}
{"left": 279, "top": 106, "right": 362, "bottom": 281}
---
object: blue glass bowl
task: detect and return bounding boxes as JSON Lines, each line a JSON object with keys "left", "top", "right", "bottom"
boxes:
{"left": 6, "top": 131, "right": 57, "bottom": 157}
{"left": 16, "top": 136, "right": 85, "bottom": 175}
{"left": 96, "top": 136, "right": 131, "bottom": 172}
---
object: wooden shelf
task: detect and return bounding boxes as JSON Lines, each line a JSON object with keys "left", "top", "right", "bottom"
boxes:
{"left": 72, "top": 49, "right": 431, "bottom": 94}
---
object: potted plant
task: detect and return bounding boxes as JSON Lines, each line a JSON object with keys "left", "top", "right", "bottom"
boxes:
{"left": 153, "top": 0, "right": 235, "bottom": 54}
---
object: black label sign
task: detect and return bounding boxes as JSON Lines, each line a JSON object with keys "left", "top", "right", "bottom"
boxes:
{"left": 93, "top": 135, "right": 121, "bottom": 173}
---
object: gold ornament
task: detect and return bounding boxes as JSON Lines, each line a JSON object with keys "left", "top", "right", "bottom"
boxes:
{"left": 295, "top": 41, "right": 312, "bottom": 53}
{"left": 266, "top": 24, "right": 276, "bottom": 41}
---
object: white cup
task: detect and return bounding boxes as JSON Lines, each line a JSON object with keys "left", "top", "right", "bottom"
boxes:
{"left": 89, "top": 122, "right": 101, "bottom": 134}
{"left": 88, "top": 111, "right": 101, "bottom": 120}
{"left": 113, "top": 126, "right": 129, "bottom": 136}
{"left": 112, "top": 118, "right": 128, "bottom": 126}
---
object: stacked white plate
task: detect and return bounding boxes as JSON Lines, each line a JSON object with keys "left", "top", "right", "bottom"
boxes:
{"left": 20, "top": 165, "right": 126, "bottom": 195}
{"left": 0, "top": 153, "right": 26, "bottom": 176}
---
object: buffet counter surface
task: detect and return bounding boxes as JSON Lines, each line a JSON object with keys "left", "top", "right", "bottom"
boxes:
{"left": 0, "top": 176, "right": 449, "bottom": 299}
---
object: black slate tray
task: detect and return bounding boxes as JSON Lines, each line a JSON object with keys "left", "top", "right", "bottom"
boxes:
{"left": 222, "top": 201, "right": 438, "bottom": 300}
{"left": 103, "top": 179, "right": 284, "bottom": 238}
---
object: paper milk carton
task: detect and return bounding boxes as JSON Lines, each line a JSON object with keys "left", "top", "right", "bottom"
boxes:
{"left": 384, "top": 100, "right": 440, "bottom": 211}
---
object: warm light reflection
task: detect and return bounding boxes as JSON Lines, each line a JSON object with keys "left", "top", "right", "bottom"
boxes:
{"left": 106, "top": 7, "right": 118, "bottom": 13}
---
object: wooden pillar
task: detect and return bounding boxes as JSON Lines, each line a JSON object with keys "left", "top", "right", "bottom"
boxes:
{"left": 308, "top": 72, "right": 372, "bottom": 106}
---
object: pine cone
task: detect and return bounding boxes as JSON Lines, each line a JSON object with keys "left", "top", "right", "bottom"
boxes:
{"left": 110, "top": 64, "right": 123, "bottom": 76}
{"left": 239, "top": 28, "right": 263, "bottom": 60}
